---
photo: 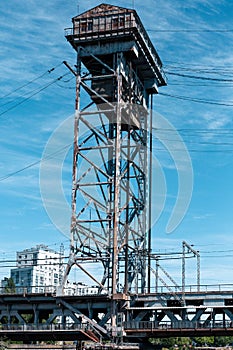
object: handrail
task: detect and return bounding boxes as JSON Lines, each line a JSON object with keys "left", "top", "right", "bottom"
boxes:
{"left": 136, "top": 283, "right": 233, "bottom": 294}
{"left": 0, "top": 285, "right": 108, "bottom": 296}
{"left": 124, "top": 320, "right": 233, "bottom": 330}
{"left": 64, "top": 15, "right": 166, "bottom": 84}
{"left": 1, "top": 283, "right": 233, "bottom": 296}
{"left": 0, "top": 322, "right": 87, "bottom": 331}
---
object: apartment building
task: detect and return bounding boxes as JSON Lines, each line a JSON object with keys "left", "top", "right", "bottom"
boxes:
{"left": 10, "top": 244, "right": 63, "bottom": 293}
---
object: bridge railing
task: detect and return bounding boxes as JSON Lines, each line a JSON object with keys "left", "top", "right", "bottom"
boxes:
{"left": 141, "top": 284, "right": 233, "bottom": 294}
{"left": 1, "top": 283, "right": 233, "bottom": 295}
{"left": 1, "top": 320, "right": 233, "bottom": 332}
{"left": 0, "top": 285, "right": 108, "bottom": 296}
{"left": 0, "top": 322, "right": 91, "bottom": 331}
{"left": 124, "top": 320, "right": 233, "bottom": 330}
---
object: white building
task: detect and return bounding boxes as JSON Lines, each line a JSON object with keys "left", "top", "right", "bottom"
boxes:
{"left": 65, "top": 281, "right": 100, "bottom": 296}
{"left": 10, "top": 245, "right": 63, "bottom": 293}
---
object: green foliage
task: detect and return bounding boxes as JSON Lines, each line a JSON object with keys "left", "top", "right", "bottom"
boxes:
{"left": 150, "top": 336, "right": 233, "bottom": 349}
{"left": 0, "top": 337, "right": 9, "bottom": 350}
{"left": 193, "top": 336, "right": 233, "bottom": 346}
{"left": 192, "top": 336, "right": 215, "bottom": 346}
{"left": 150, "top": 337, "right": 191, "bottom": 349}
{"left": 21, "top": 313, "right": 34, "bottom": 323}
{"left": 214, "top": 336, "right": 233, "bottom": 346}
{"left": 3, "top": 278, "right": 16, "bottom": 294}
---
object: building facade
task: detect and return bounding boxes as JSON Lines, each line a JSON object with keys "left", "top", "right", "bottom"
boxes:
{"left": 10, "top": 245, "right": 63, "bottom": 293}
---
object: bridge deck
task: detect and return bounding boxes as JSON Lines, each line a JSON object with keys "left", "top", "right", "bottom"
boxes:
{"left": 0, "top": 289, "right": 233, "bottom": 341}
{"left": 0, "top": 327, "right": 98, "bottom": 342}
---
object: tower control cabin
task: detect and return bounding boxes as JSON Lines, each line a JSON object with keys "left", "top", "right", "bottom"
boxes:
{"left": 63, "top": 3, "right": 166, "bottom": 305}
{"left": 65, "top": 3, "right": 166, "bottom": 107}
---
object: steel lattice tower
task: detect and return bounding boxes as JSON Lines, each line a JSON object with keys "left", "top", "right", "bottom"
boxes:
{"left": 63, "top": 3, "right": 166, "bottom": 307}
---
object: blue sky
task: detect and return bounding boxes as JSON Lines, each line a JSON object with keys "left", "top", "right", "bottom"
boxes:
{"left": 1, "top": 0, "right": 233, "bottom": 287}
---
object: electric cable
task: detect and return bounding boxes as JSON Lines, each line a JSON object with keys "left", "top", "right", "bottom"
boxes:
{"left": 159, "top": 92, "right": 233, "bottom": 107}
{"left": 3, "top": 125, "right": 233, "bottom": 184}
{"left": 0, "top": 143, "right": 71, "bottom": 182}
{"left": 147, "top": 28, "right": 233, "bottom": 33}
{"left": 166, "top": 71, "right": 233, "bottom": 82}
{"left": 0, "top": 64, "right": 61, "bottom": 101}
{"left": 0, "top": 72, "right": 71, "bottom": 119}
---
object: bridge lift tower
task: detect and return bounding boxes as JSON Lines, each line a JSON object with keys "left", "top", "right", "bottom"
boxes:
{"left": 63, "top": 3, "right": 166, "bottom": 335}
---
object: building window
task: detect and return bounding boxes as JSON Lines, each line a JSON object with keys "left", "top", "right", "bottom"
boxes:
{"left": 15, "top": 272, "right": 19, "bottom": 284}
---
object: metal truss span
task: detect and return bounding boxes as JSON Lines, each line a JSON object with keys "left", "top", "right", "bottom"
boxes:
{"left": 1, "top": 290, "right": 233, "bottom": 342}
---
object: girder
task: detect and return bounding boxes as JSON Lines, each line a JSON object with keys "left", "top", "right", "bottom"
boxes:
{"left": 1, "top": 291, "right": 233, "bottom": 341}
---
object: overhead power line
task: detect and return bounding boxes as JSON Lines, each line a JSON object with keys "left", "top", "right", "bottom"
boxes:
{"left": 166, "top": 71, "right": 233, "bottom": 82}
{"left": 164, "top": 60, "right": 233, "bottom": 69}
{"left": 0, "top": 62, "right": 63, "bottom": 101}
{"left": 147, "top": 28, "right": 233, "bottom": 33}
{"left": 2, "top": 124, "right": 233, "bottom": 184}
{"left": 159, "top": 92, "right": 233, "bottom": 107}
{"left": 0, "top": 72, "right": 71, "bottom": 119}
{"left": 0, "top": 143, "right": 71, "bottom": 182}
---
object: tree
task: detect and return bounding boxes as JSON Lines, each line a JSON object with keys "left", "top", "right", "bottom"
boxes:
{"left": 150, "top": 337, "right": 192, "bottom": 349}
{"left": 3, "top": 278, "right": 16, "bottom": 294}
{"left": 214, "top": 336, "right": 233, "bottom": 346}
{"left": 150, "top": 336, "right": 233, "bottom": 349}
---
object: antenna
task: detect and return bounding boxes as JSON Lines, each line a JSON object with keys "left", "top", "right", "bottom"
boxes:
{"left": 77, "top": 3, "right": 80, "bottom": 14}
{"left": 132, "top": 0, "right": 135, "bottom": 8}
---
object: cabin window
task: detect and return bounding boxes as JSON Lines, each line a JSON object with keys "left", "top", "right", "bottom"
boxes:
{"left": 119, "top": 16, "right": 124, "bottom": 27}
{"left": 81, "top": 21, "right": 87, "bottom": 32}
{"left": 74, "top": 19, "right": 80, "bottom": 35}
{"left": 99, "top": 17, "right": 105, "bottom": 31}
{"left": 87, "top": 21, "right": 93, "bottom": 31}
{"left": 105, "top": 17, "right": 111, "bottom": 30}
{"left": 125, "top": 15, "right": 131, "bottom": 27}
{"left": 112, "top": 17, "right": 119, "bottom": 29}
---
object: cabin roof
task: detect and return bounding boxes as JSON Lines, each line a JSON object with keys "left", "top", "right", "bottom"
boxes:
{"left": 73, "top": 3, "right": 135, "bottom": 20}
